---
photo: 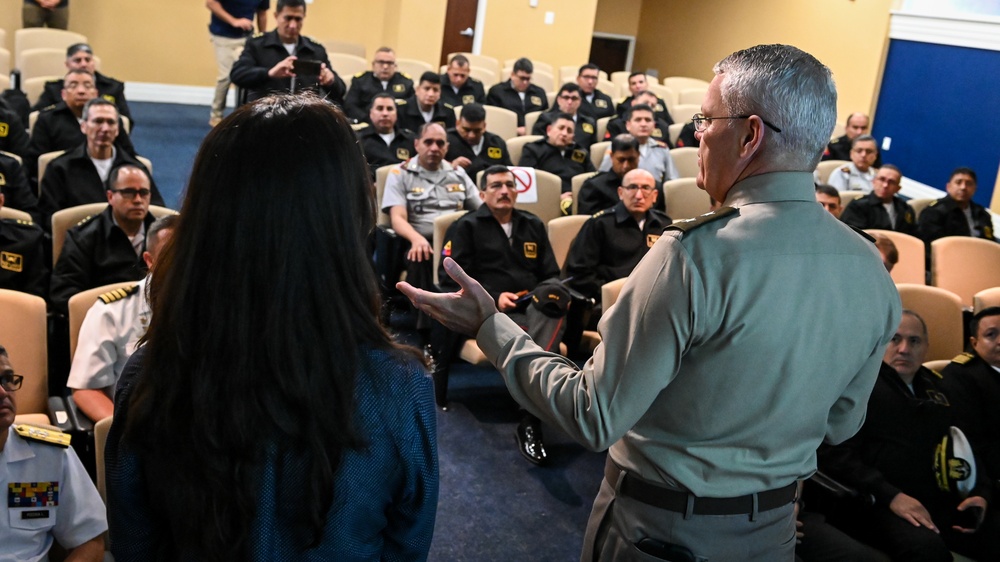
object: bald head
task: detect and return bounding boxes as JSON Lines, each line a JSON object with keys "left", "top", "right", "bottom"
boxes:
{"left": 619, "top": 168, "right": 658, "bottom": 220}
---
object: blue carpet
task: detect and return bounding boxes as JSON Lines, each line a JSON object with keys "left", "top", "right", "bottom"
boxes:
{"left": 129, "top": 101, "right": 213, "bottom": 210}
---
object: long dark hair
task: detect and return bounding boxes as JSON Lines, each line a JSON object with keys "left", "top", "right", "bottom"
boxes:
{"left": 122, "top": 94, "right": 409, "bottom": 559}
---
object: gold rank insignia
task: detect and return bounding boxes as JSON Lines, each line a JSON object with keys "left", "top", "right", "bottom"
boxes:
{"left": 595, "top": 99, "right": 608, "bottom": 108}
{"left": 952, "top": 352, "right": 974, "bottom": 365}
{"left": 463, "top": 94, "right": 475, "bottom": 104}
{"left": 446, "top": 183, "right": 465, "bottom": 192}
{"left": 396, "top": 148, "right": 410, "bottom": 160}
{"left": 524, "top": 242, "right": 537, "bottom": 259}
{"left": 571, "top": 150, "right": 586, "bottom": 163}
{"left": 653, "top": 128, "right": 663, "bottom": 138}
{"left": 395, "top": 98, "right": 407, "bottom": 105}
{"left": 393, "top": 84, "right": 406, "bottom": 93}
{"left": 98, "top": 284, "right": 139, "bottom": 304}
{"left": 355, "top": 71, "right": 366, "bottom": 78}
{"left": 487, "top": 147, "right": 502, "bottom": 159}
{"left": 102, "top": 94, "right": 116, "bottom": 103}
{"left": 582, "top": 123, "right": 594, "bottom": 134}
{"left": 410, "top": 187, "right": 425, "bottom": 195}
{"left": 646, "top": 234, "right": 660, "bottom": 248}
{"left": 0, "top": 122, "right": 7, "bottom": 137}
{"left": 530, "top": 96, "right": 542, "bottom": 106}
{"left": 0, "top": 172, "right": 6, "bottom": 185}
{"left": 14, "top": 424, "right": 71, "bottom": 448}
{"left": 1, "top": 251, "right": 23, "bottom": 272}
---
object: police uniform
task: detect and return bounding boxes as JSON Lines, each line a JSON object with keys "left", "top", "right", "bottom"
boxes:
{"left": 603, "top": 115, "right": 672, "bottom": 145}
{"left": 0, "top": 105, "right": 30, "bottom": 159}
{"left": 0, "top": 151, "right": 38, "bottom": 219}
{"left": 518, "top": 138, "right": 595, "bottom": 193}
{"left": 0, "top": 217, "right": 47, "bottom": 298}
{"left": 445, "top": 128, "right": 512, "bottom": 180}
{"left": 484, "top": 80, "right": 549, "bottom": 128}
{"left": 66, "top": 278, "right": 147, "bottom": 405}
{"left": 827, "top": 162, "right": 876, "bottom": 194}
{"left": 472, "top": 172, "right": 901, "bottom": 560}
{"left": 230, "top": 30, "right": 346, "bottom": 107}
{"left": 563, "top": 201, "right": 671, "bottom": 301}
{"left": 38, "top": 143, "right": 163, "bottom": 230}
{"left": 356, "top": 124, "right": 415, "bottom": 174}
{"left": 531, "top": 111, "right": 598, "bottom": 148}
{"left": 1, "top": 425, "right": 107, "bottom": 560}
{"left": 598, "top": 139, "right": 678, "bottom": 184}
{"left": 343, "top": 71, "right": 414, "bottom": 122}
{"left": 33, "top": 71, "right": 133, "bottom": 124}
{"left": 823, "top": 134, "right": 883, "bottom": 168}
{"left": 839, "top": 192, "right": 919, "bottom": 237}
{"left": 615, "top": 94, "right": 674, "bottom": 126}
{"left": 917, "top": 195, "right": 995, "bottom": 243}
{"left": 576, "top": 170, "right": 665, "bottom": 216}
{"left": 395, "top": 96, "right": 456, "bottom": 134}
{"left": 380, "top": 158, "right": 481, "bottom": 240}
{"left": 50, "top": 205, "right": 153, "bottom": 314}
{"left": 940, "top": 351, "right": 1000, "bottom": 483}
{"left": 439, "top": 73, "right": 485, "bottom": 108}
{"left": 579, "top": 89, "right": 616, "bottom": 121}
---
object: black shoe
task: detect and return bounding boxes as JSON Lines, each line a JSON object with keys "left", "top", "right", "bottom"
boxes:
{"left": 516, "top": 418, "right": 547, "bottom": 465}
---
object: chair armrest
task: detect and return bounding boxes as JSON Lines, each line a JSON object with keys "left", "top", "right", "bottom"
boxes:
{"left": 47, "top": 395, "right": 75, "bottom": 432}
{"left": 63, "top": 394, "right": 95, "bottom": 433}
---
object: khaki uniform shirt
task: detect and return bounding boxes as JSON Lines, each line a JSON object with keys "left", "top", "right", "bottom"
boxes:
{"left": 827, "top": 162, "right": 876, "bottom": 194}
{"left": 380, "top": 159, "right": 481, "bottom": 239}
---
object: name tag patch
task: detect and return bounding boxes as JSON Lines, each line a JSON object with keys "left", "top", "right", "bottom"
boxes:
{"left": 396, "top": 148, "right": 410, "bottom": 160}
{"left": 462, "top": 94, "right": 475, "bottom": 104}
{"left": 9, "top": 482, "right": 59, "bottom": 508}
{"left": 393, "top": 84, "right": 406, "bottom": 93}
{"left": 524, "top": 242, "right": 537, "bottom": 259}
{"left": 22, "top": 510, "right": 50, "bottom": 520}
{"left": 582, "top": 123, "right": 594, "bottom": 134}
{"left": 487, "top": 147, "right": 502, "bottom": 159}
{"left": 530, "top": 96, "right": 542, "bottom": 106}
{"left": 0, "top": 251, "right": 23, "bottom": 272}
{"left": 571, "top": 150, "right": 586, "bottom": 164}
{"left": 595, "top": 99, "right": 608, "bottom": 108}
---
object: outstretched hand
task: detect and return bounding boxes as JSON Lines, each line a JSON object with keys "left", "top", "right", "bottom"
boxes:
{"left": 396, "top": 257, "right": 499, "bottom": 337}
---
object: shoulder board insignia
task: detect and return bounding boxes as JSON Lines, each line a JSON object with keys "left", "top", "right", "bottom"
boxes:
{"left": 571, "top": 150, "right": 587, "bottom": 163}
{"left": 390, "top": 167, "right": 401, "bottom": 175}
{"left": 928, "top": 199, "right": 939, "bottom": 207}
{"left": 595, "top": 99, "right": 608, "bottom": 108}
{"left": 102, "top": 94, "right": 116, "bottom": 103}
{"left": 16, "top": 219, "right": 33, "bottom": 226}
{"left": 487, "top": 146, "right": 502, "bottom": 159}
{"left": 0, "top": 172, "right": 6, "bottom": 185}
{"left": 530, "top": 95, "right": 542, "bottom": 106}
{"left": 400, "top": 72, "right": 412, "bottom": 80}
{"left": 394, "top": 98, "right": 407, "bottom": 105}
{"left": 352, "top": 122, "right": 369, "bottom": 131}
{"left": 354, "top": 71, "right": 366, "bottom": 78}
{"left": 462, "top": 94, "right": 475, "bottom": 105}
{"left": 75, "top": 214, "right": 98, "bottom": 227}
{"left": 443, "top": 102, "right": 454, "bottom": 109}
{"left": 840, "top": 166, "right": 850, "bottom": 173}
{"left": 253, "top": 31, "right": 264, "bottom": 38}
{"left": 655, "top": 103, "right": 665, "bottom": 112}
{"left": 43, "top": 104, "right": 57, "bottom": 111}
{"left": 667, "top": 206, "right": 738, "bottom": 233}
{"left": 97, "top": 284, "right": 139, "bottom": 304}
{"left": 951, "top": 352, "right": 974, "bottom": 365}
{"left": 14, "top": 424, "right": 71, "bottom": 448}
{"left": 1, "top": 251, "right": 23, "bottom": 272}
{"left": 0, "top": 123, "right": 7, "bottom": 137}
{"left": 984, "top": 226, "right": 993, "bottom": 239}
{"left": 591, "top": 209, "right": 606, "bottom": 218}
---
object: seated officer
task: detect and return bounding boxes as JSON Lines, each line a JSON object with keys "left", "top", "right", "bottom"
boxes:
{"left": 0, "top": 150, "right": 39, "bottom": 218}
{"left": 604, "top": 90, "right": 672, "bottom": 145}
{"left": 918, "top": 167, "right": 995, "bottom": 243}
{"left": 819, "top": 310, "right": 1000, "bottom": 562}
{"left": 615, "top": 72, "right": 673, "bottom": 126}
{"left": 38, "top": 98, "right": 163, "bottom": 229}
{"left": 229, "top": 0, "right": 345, "bottom": 106}
{"left": 439, "top": 165, "right": 566, "bottom": 465}
{"left": 827, "top": 134, "right": 879, "bottom": 194}
{"left": 50, "top": 165, "right": 155, "bottom": 314}
{"left": 564, "top": 168, "right": 671, "bottom": 303}
{"left": 446, "top": 102, "right": 512, "bottom": 179}
{"left": 344, "top": 47, "right": 414, "bottom": 122}
{"left": 66, "top": 215, "right": 176, "bottom": 423}
{"left": 396, "top": 71, "right": 456, "bottom": 134}
{"left": 32, "top": 43, "right": 132, "bottom": 124}
{"left": 356, "top": 92, "right": 414, "bottom": 174}
{"left": 0, "top": 102, "right": 30, "bottom": 158}
{"left": 599, "top": 104, "right": 678, "bottom": 184}
{"left": 518, "top": 112, "right": 595, "bottom": 201}
{"left": 0, "top": 345, "right": 107, "bottom": 561}
{"left": 578, "top": 134, "right": 664, "bottom": 216}
{"left": 439, "top": 54, "right": 485, "bottom": 108}
{"left": 576, "top": 63, "right": 615, "bottom": 120}
{"left": 840, "top": 164, "right": 919, "bottom": 237}
{"left": 0, "top": 181, "right": 47, "bottom": 298}
{"left": 823, "top": 113, "right": 882, "bottom": 167}
{"left": 485, "top": 57, "right": 549, "bottom": 136}
{"left": 531, "top": 82, "right": 598, "bottom": 148}
{"left": 815, "top": 184, "right": 843, "bottom": 220}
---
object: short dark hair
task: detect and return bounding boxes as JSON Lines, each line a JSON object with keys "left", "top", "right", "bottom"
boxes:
{"left": 851, "top": 134, "right": 877, "bottom": 148}
{"left": 66, "top": 43, "right": 93, "bottom": 58}
{"left": 577, "top": 63, "right": 599, "bottom": 76}
{"left": 901, "top": 309, "right": 928, "bottom": 338}
{"left": 557, "top": 82, "right": 581, "bottom": 96}
{"left": 552, "top": 112, "right": 575, "bottom": 124}
{"left": 459, "top": 103, "right": 486, "bottom": 123}
{"left": 512, "top": 58, "right": 533, "bottom": 74}
{"left": 449, "top": 54, "right": 470, "bottom": 67}
{"left": 64, "top": 68, "right": 95, "bottom": 84}
{"left": 105, "top": 163, "right": 150, "bottom": 192}
{"left": 147, "top": 214, "right": 179, "bottom": 251}
{"left": 871, "top": 232, "right": 898, "bottom": 266}
{"left": 418, "top": 71, "right": 440, "bottom": 86}
{"left": 628, "top": 71, "right": 645, "bottom": 80}
{"left": 970, "top": 306, "right": 1000, "bottom": 339}
{"left": 815, "top": 184, "right": 840, "bottom": 199}
{"left": 880, "top": 163, "right": 901, "bottom": 175}
{"left": 368, "top": 92, "right": 396, "bottom": 112}
{"left": 82, "top": 97, "right": 116, "bottom": 121}
{"left": 950, "top": 167, "right": 977, "bottom": 184}
{"left": 480, "top": 165, "right": 512, "bottom": 190}
{"left": 610, "top": 134, "right": 640, "bottom": 153}
{"left": 276, "top": 0, "right": 306, "bottom": 11}
{"left": 625, "top": 103, "right": 654, "bottom": 122}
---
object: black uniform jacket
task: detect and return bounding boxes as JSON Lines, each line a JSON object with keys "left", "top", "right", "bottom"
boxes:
{"left": 26, "top": 102, "right": 137, "bottom": 184}
{"left": 343, "top": 71, "right": 414, "bottom": 121}
{"left": 445, "top": 129, "right": 512, "bottom": 180}
{"left": 840, "top": 193, "right": 919, "bottom": 237}
{"left": 395, "top": 96, "right": 456, "bottom": 134}
{"left": 440, "top": 205, "right": 559, "bottom": 303}
{"left": 576, "top": 170, "right": 665, "bottom": 216}
{"left": 34, "top": 71, "right": 132, "bottom": 123}
{"left": 518, "top": 138, "right": 595, "bottom": 193}
{"left": 50, "top": 205, "right": 153, "bottom": 313}
{"left": 0, "top": 152, "right": 38, "bottom": 218}
{"left": 563, "top": 202, "right": 671, "bottom": 300}
{"left": 917, "top": 196, "right": 995, "bottom": 243}
{"left": 0, "top": 217, "right": 47, "bottom": 298}
{"left": 439, "top": 74, "right": 485, "bottom": 108}
{"left": 356, "top": 124, "right": 415, "bottom": 175}
{"left": 615, "top": 94, "right": 674, "bottom": 126}
{"left": 0, "top": 105, "right": 30, "bottom": 158}
{"left": 604, "top": 115, "right": 673, "bottom": 146}
{"left": 230, "top": 30, "right": 346, "bottom": 106}
{"left": 579, "top": 89, "right": 616, "bottom": 120}
{"left": 485, "top": 80, "right": 549, "bottom": 127}
{"left": 531, "top": 111, "right": 597, "bottom": 148}
{"left": 940, "top": 352, "right": 1000, "bottom": 482}
{"left": 38, "top": 143, "right": 163, "bottom": 229}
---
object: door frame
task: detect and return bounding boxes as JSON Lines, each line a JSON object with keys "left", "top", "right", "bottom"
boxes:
{"left": 591, "top": 32, "right": 636, "bottom": 72}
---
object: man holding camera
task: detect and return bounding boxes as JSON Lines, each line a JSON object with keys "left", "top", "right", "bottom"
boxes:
{"left": 230, "top": 0, "right": 345, "bottom": 106}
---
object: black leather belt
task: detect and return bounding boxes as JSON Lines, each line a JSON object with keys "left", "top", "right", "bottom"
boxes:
{"left": 605, "top": 458, "right": 797, "bottom": 516}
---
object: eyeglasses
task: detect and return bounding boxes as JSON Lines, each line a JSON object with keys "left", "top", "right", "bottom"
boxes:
{"left": 111, "top": 188, "right": 152, "bottom": 199}
{"left": 622, "top": 184, "right": 656, "bottom": 193}
{"left": 691, "top": 113, "right": 781, "bottom": 133}
{"left": 373, "top": 60, "right": 396, "bottom": 66}
{"left": 0, "top": 372, "right": 23, "bottom": 391}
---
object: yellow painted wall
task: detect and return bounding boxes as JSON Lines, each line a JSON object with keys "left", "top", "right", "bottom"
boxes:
{"left": 593, "top": 0, "right": 642, "bottom": 37}
{"left": 479, "top": 0, "right": 599, "bottom": 71}
{"left": 633, "top": 0, "right": 895, "bottom": 121}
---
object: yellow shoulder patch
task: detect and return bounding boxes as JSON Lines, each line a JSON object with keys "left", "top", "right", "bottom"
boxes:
{"left": 400, "top": 72, "right": 412, "bottom": 80}
{"left": 951, "top": 352, "right": 974, "bottom": 365}
{"left": 591, "top": 209, "right": 606, "bottom": 218}
{"left": 667, "top": 206, "right": 739, "bottom": 234}
{"left": 97, "top": 284, "right": 139, "bottom": 305}
{"left": 840, "top": 166, "right": 850, "bottom": 173}
{"left": 14, "top": 424, "right": 71, "bottom": 448}
{"left": 354, "top": 70, "right": 366, "bottom": 78}
{"left": 75, "top": 214, "right": 98, "bottom": 227}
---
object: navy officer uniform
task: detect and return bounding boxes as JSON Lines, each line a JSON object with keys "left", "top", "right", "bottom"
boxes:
{"left": 230, "top": 30, "right": 346, "bottom": 106}
{"left": 33, "top": 71, "right": 132, "bottom": 124}
{"left": 445, "top": 128, "right": 512, "bottom": 180}
{"left": 532, "top": 111, "right": 598, "bottom": 148}
{"left": 576, "top": 170, "right": 665, "bottom": 216}
{"left": 603, "top": 115, "right": 673, "bottom": 146}
{"left": 940, "top": 351, "right": 1000, "bottom": 483}
{"left": 343, "top": 71, "right": 413, "bottom": 122}
{"left": 917, "top": 195, "right": 995, "bottom": 243}
{"left": 396, "top": 96, "right": 456, "bottom": 134}
{"left": 485, "top": 79, "right": 549, "bottom": 129}
{"left": 0, "top": 105, "right": 30, "bottom": 158}
{"left": 615, "top": 94, "right": 674, "bottom": 126}
{"left": 439, "top": 73, "right": 485, "bottom": 108}
{"left": 0, "top": 152, "right": 39, "bottom": 219}
{"left": 579, "top": 89, "right": 616, "bottom": 121}
{"left": 839, "top": 192, "right": 919, "bottom": 237}
{"left": 0, "top": 216, "right": 47, "bottom": 298}
{"left": 518, "top": 137, "right": 596, "bottom": 193}
{"left": 355, "top": 123, "right": 415, "bottom": 174}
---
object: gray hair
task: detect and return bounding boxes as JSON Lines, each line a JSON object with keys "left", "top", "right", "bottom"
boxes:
{"left": 713, "top": 44, "right": 837, "bottom": 171}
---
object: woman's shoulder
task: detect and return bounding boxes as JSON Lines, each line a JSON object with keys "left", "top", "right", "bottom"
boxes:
{"left": 358, "top": 346, "right": 431, "bottom": 396}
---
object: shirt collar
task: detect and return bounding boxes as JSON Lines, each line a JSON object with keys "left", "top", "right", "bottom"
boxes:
{"left": 724, "top": 172, "right": 816, "bottom": 208}
{"left": 2, "top": 426, "right": 36, "bottom": 463}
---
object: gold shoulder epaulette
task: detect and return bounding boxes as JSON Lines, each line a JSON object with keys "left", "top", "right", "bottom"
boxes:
{"left": 400, "top": 72, "right": 412, "bottom": 80}
{"left": 15, "top": 218, "right": 33, "bottom": 226}
{"left": 351, "top": 122, "right": 369, "bottom": 131}
{"left": 951, "top": 352, "right": 974, "bottom": 365}
{"left": 666, "top": 207, "right": 738, "bottom": 233}
{"left": 354, "top": 70, "right": 366, "bottom": 78}
{"left": 97, "top": 284, "right": 139, "bottom": 305}
{"left": 840, "top": 166, "right": 850, "bottom": 173}
{"left": 252, "top": 31, "right": 264, "bottom": 38}
{"left": 592, "top": 209, "right": 607, "bottom": 218}
{"left": 927, "top": 367, "right": 943, "bottom": 379}
{"left": 443, "top": 102, "right": 454, "bottom": 109}
{"left": 43, "top": 104, "right": 57, "bottom": 111}
{"left": 14, "top": 424, "right": 71, "bottom": 448}
{"left": 75, "top": 214, "right": 98, "bottom": 227}
{"left": 395, "top": 98, "right": 407, "bottom": 105}
{"left": 928, "top": 199, "right": 939, "bottom": 207}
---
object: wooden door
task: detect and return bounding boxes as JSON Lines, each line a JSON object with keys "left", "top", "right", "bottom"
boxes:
{"left": 440, "top": 0, "right": 478, "bottom": 66}
{"left": 589, "top": 36, "right": 631, "bottom": 74}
